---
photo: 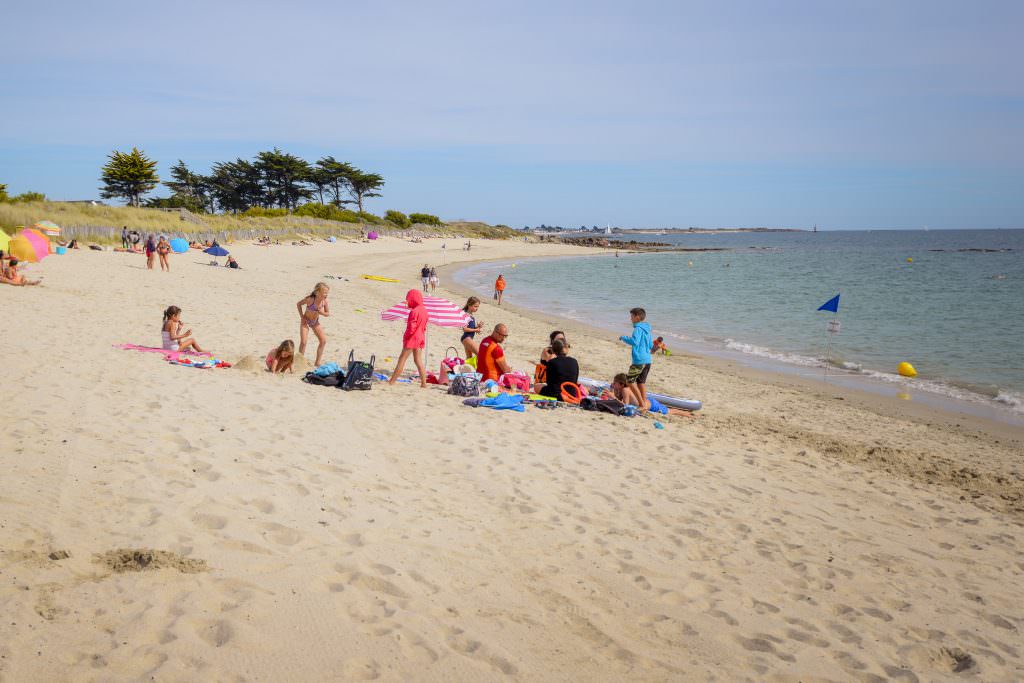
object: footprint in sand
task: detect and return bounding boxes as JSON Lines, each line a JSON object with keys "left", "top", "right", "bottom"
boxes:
{"left": 193, "top": 513, "right": 228, "bottom": 530}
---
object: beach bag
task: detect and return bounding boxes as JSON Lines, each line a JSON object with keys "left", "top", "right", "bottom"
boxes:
{"left": 441, "top": 347, "right": 464, "bottom": 371}
{"left": 580, "top": 397, "right": 627, "bottom": 416}
{"left": 304, "top": 370, "right": 344, "bottom": 387}
{"left": 342, "top": 350, "right": 375, "bottom": 391}
{"left": 449, "top": 374, "right": 481, "bottom": 397}
{"left": 499, "top": 372, "right": 531, "bottom": 392}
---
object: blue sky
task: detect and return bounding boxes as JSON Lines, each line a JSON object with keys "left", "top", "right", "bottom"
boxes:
{"left": 1, "top": 0, "right": 1021, "bottom": 229}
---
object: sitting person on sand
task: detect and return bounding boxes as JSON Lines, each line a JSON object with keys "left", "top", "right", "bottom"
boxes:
{"left": 535, "top": 330, "right": 568, "bottom": 386}
{"left": 651, "top": 336, "right": 670, "bottom": 355}
{"left": 1, "top": 259, "right": 41, "bottom": 286}
{"left": 226, "top": 256, "right": 240, "bottom": 269}
{"left": 266, "top": 339, "right": 295, "bottom": 373}
{"left": 535, "top": 339, "right": 579, "bottom": 399}
{"left": 477, "top": 324, "right": 512, "bottom": 383}
{"left": 610, "top": 373, "right": 688, "bottom": 416}
{"left": 161, "top": 306, "right": 205, "bottom": 353}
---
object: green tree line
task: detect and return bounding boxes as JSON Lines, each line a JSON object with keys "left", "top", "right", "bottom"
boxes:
{"left": 99, "top": 147, "right": 387, "bottom": 216}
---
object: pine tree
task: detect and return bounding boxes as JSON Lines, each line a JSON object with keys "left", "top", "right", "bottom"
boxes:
{"left": 99, "top": 148, "right": 160, "bottom": 207}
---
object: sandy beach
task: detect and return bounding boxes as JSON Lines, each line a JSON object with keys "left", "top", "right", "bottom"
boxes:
{"left": 2, "top": 237, "right": 1023, "bottom": 682}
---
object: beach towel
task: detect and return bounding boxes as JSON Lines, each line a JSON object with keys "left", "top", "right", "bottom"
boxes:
{"left": 169, "top": 358, "right": 231, "bottom": 369}
{"left": 480, "top": 394, "right": 525, "bottom": 412}
{"left": 114, "top": 343, "right": 212, "bottom": 362}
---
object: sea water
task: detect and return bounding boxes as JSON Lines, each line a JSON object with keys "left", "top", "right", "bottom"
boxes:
{"left": 453, "top": 229, "right": 1024, "bottom": 417}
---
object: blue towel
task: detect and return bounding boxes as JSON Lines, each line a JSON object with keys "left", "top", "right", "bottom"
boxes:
{"left": 480, "top": 394, "right": 525, "bottom": 412}
{"left": 314, "top": 362, "right": 342, "bottom": 377}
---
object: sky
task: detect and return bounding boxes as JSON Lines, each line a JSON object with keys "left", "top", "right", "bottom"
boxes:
{"left": 1, "top": 0, "right": 1022, "bottom": 229}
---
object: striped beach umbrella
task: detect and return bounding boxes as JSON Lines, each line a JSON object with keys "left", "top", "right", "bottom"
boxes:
{"left": 33, "top": 220, "right": 61, "bottom": 237}
{"left": 380, "top": 296, "right": 470, "bottom": 328}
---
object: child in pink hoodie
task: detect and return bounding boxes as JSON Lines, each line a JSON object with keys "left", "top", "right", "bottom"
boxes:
{"left": 388, "top": 289, "right": 429, "bottom": 388}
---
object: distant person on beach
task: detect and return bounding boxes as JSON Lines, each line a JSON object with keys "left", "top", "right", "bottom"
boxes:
{"left": 460, "top": 296, "right": 484, "bottom": 358}
{"left": 535, "top": 339, "right": 579, "bottom": 400}
{"left": 652, "top": 336, "right": 670, "bottom": 355}
{"left": 421, "top": 264, "right": 430, "bottom": 292}
{"left": 145, "top": 234, "right": 157, "bottom": 269}
{"left": 266, "top": 339, "right": 295, "bottom": 374}
{"left": 477, "top": 323, "right": 511, "bottom": 382}
{"left": 610, "top": 373, "right": 688, "bottom": 416}
{"left": 388, "top": 289, "right": 429, "bottom": 388}
{"left": 429, "top": 267, "right": 439, "bottom": 293}
{"left": 226, "top": 256, "right": 240, "bottom": 269}
{"left": 1, "top": 259, "right": 41, "bottom": 286}
{"left": 129, "top": 230, "right": 141, "bottom": 248}
{"left": 297, "top": 282, "right": 330, "bottom": 368}
{"left": 619, "top": 307, "right": 653, "bottom": 406}
{"left": 535, "top": 330, "right": 569, "bottom": 386}
{"left": 156, "top": 236, "right": 171, "bottom": 272}
{"left": 161, "top": 306, "right": 205, "bottom": 353}
{"left": 121, "top": 226, "right": 129, "bottom": 249}
{"left": 494, "top": 274, "right": 506, "bottom": 305}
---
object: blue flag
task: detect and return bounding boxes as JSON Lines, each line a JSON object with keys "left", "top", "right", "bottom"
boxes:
{"left": 817, "top": 294, "right": 840, "bottom": 313}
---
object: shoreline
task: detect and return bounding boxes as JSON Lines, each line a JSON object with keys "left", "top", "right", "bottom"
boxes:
{"left": 441, "top": 254, "right": 1024, "bottom": 431}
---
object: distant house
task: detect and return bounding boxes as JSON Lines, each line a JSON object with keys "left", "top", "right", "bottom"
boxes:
{"left": 61, "top": 200, "right": 108, "bottom": 206}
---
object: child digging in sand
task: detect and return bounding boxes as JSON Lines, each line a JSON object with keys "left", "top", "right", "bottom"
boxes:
{"left": 266, "top": 340, "right": 296, "bottom": 373}
{"left": 161, "top": 306, "right": 205, "bottom": 353}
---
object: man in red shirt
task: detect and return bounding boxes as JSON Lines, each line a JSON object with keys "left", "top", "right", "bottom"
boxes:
{"left": 477, "top": 323, "right": 511, "bottom": 382}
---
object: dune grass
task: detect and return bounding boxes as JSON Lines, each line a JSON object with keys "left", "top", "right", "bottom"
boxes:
{"left": 0, "top": 202, "right": 521, "bottom": 243}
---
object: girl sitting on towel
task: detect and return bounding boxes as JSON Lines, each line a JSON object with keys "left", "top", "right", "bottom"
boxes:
{"left": 161, "top": 306, "right": 205, "bottom": 354}
{"left": 266, "top": 339, "right": 296, "bottom": 374}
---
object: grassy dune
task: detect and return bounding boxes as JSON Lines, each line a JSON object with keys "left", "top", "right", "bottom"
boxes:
{"left": 0, "top": 201, "right": 520, "bottom": 243}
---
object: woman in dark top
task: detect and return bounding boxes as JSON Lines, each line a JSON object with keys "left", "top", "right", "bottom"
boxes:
{"left": 460, "top": 296, "right": 484, "bottom": 358}
{"left": 537, "top": 339, "right": 579, "bottom": 400}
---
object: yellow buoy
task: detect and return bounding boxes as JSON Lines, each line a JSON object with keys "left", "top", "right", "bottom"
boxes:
{"left": 906, "top": 257, "right": 913, "bottom": 263}
{"left": 898, "top": 362, "right": 917, "bottom": 378}
{"left": 511, "top": 263, "right": 517, "bottom": 268}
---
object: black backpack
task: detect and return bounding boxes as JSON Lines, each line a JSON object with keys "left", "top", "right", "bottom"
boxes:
{"left": 342, "top": 350, "right": 375, "bottom": 391}
{"left": 580, "top": 397, "right": 627, "bottom": 416}
{"left": 303, "top": 370, "right": 344, "bottom": 387}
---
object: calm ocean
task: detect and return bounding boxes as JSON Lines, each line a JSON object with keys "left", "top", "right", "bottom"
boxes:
{"left": 453, "top": 229, "right": 1024, "bottom": 416}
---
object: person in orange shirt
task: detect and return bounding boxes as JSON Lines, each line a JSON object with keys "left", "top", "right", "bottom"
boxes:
{"left": 494, "top": 274, "right": 506, "bottom": 305}
{"left": 477, "top": 323, "right": 511, "bottom": 382}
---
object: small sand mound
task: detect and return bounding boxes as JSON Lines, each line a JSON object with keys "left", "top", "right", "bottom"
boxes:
{"left": 232, "top": 355, "right": 265, "bottom": 373}
{"left": 292, "top": 354, "right": 312, "bottom": 372}
{"left": 96, "top": 549, "right": 207, "bottom": 574}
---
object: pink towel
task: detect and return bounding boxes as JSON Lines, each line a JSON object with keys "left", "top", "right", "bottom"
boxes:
{"left": 113, "top": 343, "right": 212, "bottom": 361}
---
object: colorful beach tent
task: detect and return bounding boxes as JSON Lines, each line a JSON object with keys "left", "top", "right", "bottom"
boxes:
{"left": 10, "top": 228, "right": 50, "bottom": 262}
{"left": 367, "top": 231, "right": 379, "bottom": 240}
{"left": 169, "top": 237, "right": 189, "bottom": 253}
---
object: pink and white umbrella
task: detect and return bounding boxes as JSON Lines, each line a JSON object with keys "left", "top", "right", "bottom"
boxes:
{"left": 381, "top": 296, "right": 470, "bottom": 370}
{"left": 380, "top": 296, "right": 470, "bottom": 328}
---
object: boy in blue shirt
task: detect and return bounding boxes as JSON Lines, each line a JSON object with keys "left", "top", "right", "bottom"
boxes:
{"left": 619, "top": 307, "right": 653, "bottom": 406}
